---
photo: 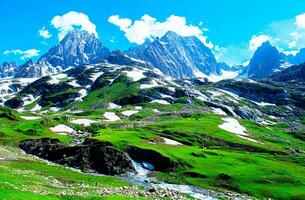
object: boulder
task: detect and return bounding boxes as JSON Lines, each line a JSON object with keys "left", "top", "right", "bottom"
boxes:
{"left": 20, "top": 138, "right": 135, "bottom": 175}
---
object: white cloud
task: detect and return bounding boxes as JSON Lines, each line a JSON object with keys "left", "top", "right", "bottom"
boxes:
{"left": 3, "top": 49, "right": 40, "bottom": 60}
{"left": 108, "top": 14, "right": 213, "bottom": 48}
{"left": 51, "top": 11, "right": 98, "bottom": 41}
{"left": 38, "top": 27, "right": 52, "bottom": 39}
{"left": 249, "top": 34, "right": 271, "bottom": 51}
{"left": 295, "top": 13, "right": 305, "bottom": 29}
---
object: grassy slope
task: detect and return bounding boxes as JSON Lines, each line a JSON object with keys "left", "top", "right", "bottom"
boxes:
{"left": 94, "top": 114, "right": 305, "bottom": 199}
{"left": 0, "top": 108, "right": 149, "bottom": 200}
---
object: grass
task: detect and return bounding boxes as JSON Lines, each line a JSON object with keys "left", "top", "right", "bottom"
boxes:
{"left": 92, "top": 113, "right": 305, "bottom": 199}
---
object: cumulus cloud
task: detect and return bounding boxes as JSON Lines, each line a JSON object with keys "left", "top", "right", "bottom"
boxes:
{"left": 249, "top": 34, "right": 271, "bottom": 51}
{"left": 295, "top": 13, "right": 305, "bottom": 29}
{"left": 51, "top": 11, "right": 98, "bottom": 41}
{"left": 108, "top": 14, "right": 213, "bottom": 48}
{"left": 3, "top": 49, "right": 40, "bottom": 60}
{"left": 38, "top": 27, "right": 52, "bottom": 39}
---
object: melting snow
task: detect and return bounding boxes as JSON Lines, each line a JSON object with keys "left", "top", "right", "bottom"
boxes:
{"left": 152, "top": 109, "right": 160, "bottom": 113}
{"left": 47, "top": 74, "right": 68, "bottom": 85}
{"left": 135, "top": 106, "right": 142, "bottom": 110}
{"left": 103, "top": 112, "right": 121, "bottom": 121}
{"left": 50, "top": 124, "right": 74, "bottom": 134}
{"left": 70, "top": 119, "right": 97, "bottom": 127}
{"left": 30, "top": 104, "right": 42, "bottom": 112}
{"left": 160, "top": 93, "right": 174, "bottom": 100}
{"left": 219, "top": 118, "right": 258, "bottom": 143}
{"left": 251, "top": 100, "right": 276, "bottom": 107}
{"left": 21, "top": 116, "right": 41, "bottom": 120}
{"left": 68, "top": 80, "right": 81, "bottom": 88}
{"left": 161, "top": 137, "right": 183, "bottom": 146}
{"left": 150, "top": 99, "right": 170, "bottom": 105}
{"left": 122, "top": 110, "right": 138, "bottom": 116}
{"left": 107, "top": 103, "right": 122, "bottom": 109}
{"left": 212, "top": 108, "right": 227, "bottom": 116}
{"left": 140, "top": 80, "right": 160, "bottom": 89}
{"left": 90, "top": 72, "right": 104, "bottom": 82}
{"left": 49, "top": 107, "right": 60, "bottom": 112}
{"left": 75, "top": 89, "right": 88, "bottom": 101}
{"left": 125, "top": 69, "right": 146, "bottom": 81}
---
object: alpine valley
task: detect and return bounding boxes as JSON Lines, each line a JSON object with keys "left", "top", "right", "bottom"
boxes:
{"left": 0, "top": 30, "right": 305, "bottom": 200}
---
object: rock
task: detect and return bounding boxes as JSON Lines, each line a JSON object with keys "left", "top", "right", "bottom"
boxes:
{"left": 126, "top": 145, "right": 177, "bottom": 172}
{"left": 19, "top": 138, "right": 135, "bottom": 175}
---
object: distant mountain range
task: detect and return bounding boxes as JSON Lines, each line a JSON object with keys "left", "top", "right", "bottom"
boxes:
{"left": 1, "top": 30, "right": 305, "bottom": 81}
{"left": 244, "top": 41, "right": 305, "bottom": 79}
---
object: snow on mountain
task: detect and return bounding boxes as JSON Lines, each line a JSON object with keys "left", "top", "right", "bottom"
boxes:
{"left": 247, "top": 41, "right": 291, "bottom": 79}
{"left": 126, "top": 31, "right": 226, "bottom": 79}
{"left": 0, "top": 62, "right": 17, "bottom": 78}
{"left": 13, "top": 30, "right": 110, "bottom": 78}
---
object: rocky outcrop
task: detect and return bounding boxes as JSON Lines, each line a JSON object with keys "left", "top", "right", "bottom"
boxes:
{"left": 20, "top": 138, "right": 135, "bottom": 175}
{"left": 126, "top": 146, "right": 177, "bottom": 172}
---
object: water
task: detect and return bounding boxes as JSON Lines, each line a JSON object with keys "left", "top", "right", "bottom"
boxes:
{"left": 121, "top": 160, "right": 217, "bottom": 200}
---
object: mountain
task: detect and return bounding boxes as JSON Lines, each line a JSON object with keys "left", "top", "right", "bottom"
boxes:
{"left": 269, "top": 62, "right": 305, "bottom": 82}
{"left": 247, "top": 41, "right": 290, "bottom": 79}
{"left": 287, "top": 48, "right": 305, "bottom": 65}
{"left": 14, "top": 59, "right": 59, "bottom": 78}
{"left": 39, "top": 30, "right": 109, "bottom": 69}
{"left": 0, "top": 62, "right": 17, "bottom": 78}
{"left": 126, "top": 31, "right": 223, "bottom": 79}
{"left": 14, "top": 30, "right": 110, "bottom": 78}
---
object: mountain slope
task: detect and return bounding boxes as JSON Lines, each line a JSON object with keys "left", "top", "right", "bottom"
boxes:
{"left": 0, "top": 62, "right": 17, "bottom": 78}
{"left": 247, "top": 41, "right": 290, "bottom": 79}
{"left": 127, "top": 31, "right": 222, "bottom": 79}
{"left": 14, "top": 30, "right": 110, "bottom": 78}
{"left": 269, "top": 62, "right": 305, "bottom": 82}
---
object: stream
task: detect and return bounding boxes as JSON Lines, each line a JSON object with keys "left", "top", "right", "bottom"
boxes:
{"left": 120, "top": 160, "right": 217, "bottom": 200}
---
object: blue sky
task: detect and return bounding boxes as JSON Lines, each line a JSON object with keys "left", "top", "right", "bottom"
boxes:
{"left": 1, "top": 0, "right": 305, "bottom": 65}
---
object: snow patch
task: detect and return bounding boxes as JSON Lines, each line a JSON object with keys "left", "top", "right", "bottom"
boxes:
{"left": 124, "top": 69, "right": 146, "bottom": 81}
{"left": 21, "top": 116, "right": 41, "bottom": 120}
{"left": 150, "top": 99, "right": 170, "bottom": 105}
{"left": 161, "top": 137, "right": 183, "bottom": 146}
{"left": 50, "top": 124, "right": 74, "bottom": 135}
{"left": 107, "top": 103, "right": 122, "bottom": 109}
{"left": 103, "top": 112, "right": 121, "bottom": 121}
{"left": 47, "top": 74, "right": 68, "bottom": 85}
{"left": 122, "top": 110, "right": 138, "bottom": 116}
{"left": 219, "top": 118, "right": 258, "bottom": 143}
{"left": 212, "top": 108, "right": 227, "bottom": 116}
{"left": 135, "top": 106, "right": 142, "bottom": 110}
{"left": 140, "top": 80, "right": 160, "bottom": 89}
{"left": 70, "top": 119, "right": 97, "bottom": 127}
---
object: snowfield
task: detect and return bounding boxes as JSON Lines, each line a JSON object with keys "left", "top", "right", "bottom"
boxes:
{"left": 103, "top": 112, "right": 121, "bottom": 121}
{"left": 150, "top": 99, "right": 170, "bottom": 105}
{"left": 161, "top": 137, "right": 183, "bottom": 146}
{"left": 70, "top": 119, "right": 97, "bottom": 127}
{"left": 21, "top": 116, "right": 42, "bottom": 120}
{"left": 50, "top": 124, "right": 75, "bottom": 135}
{"left": 124, "top": 68, "right": 146, "bottom": 81}
{"left": 212, "top": 108, "right": 227, "bottom": 116}
{"left": 122, "top": 110, "right": 138, "bottom": 116}
{"left": 107, "top": 103, "right": 122, "bottom": 109}
{"left": 219, "top": 118, "right": 258, "bottom": 143}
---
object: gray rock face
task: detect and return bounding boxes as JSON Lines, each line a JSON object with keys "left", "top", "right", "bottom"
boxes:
{"left": 14, "top": 59, "right": 60, "bottom": 78}
{"left": 247, "top": 41, "right": 290, "bottom": 79}
{"left": 39, "top": 30, "right": 109, "bottom": 69}
{"left": 0, "top": 62, "right": 17, "bottom": 78}
{"left": 14, "top": 30, "right": 110, "bottom": 78}
{"left": 127, "top": 31, "right": 221, "bottom": 79}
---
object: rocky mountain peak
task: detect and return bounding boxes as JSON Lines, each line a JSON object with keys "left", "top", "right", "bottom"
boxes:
{"left": 247, "top": 41, "right": 289, "bottom": 79}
